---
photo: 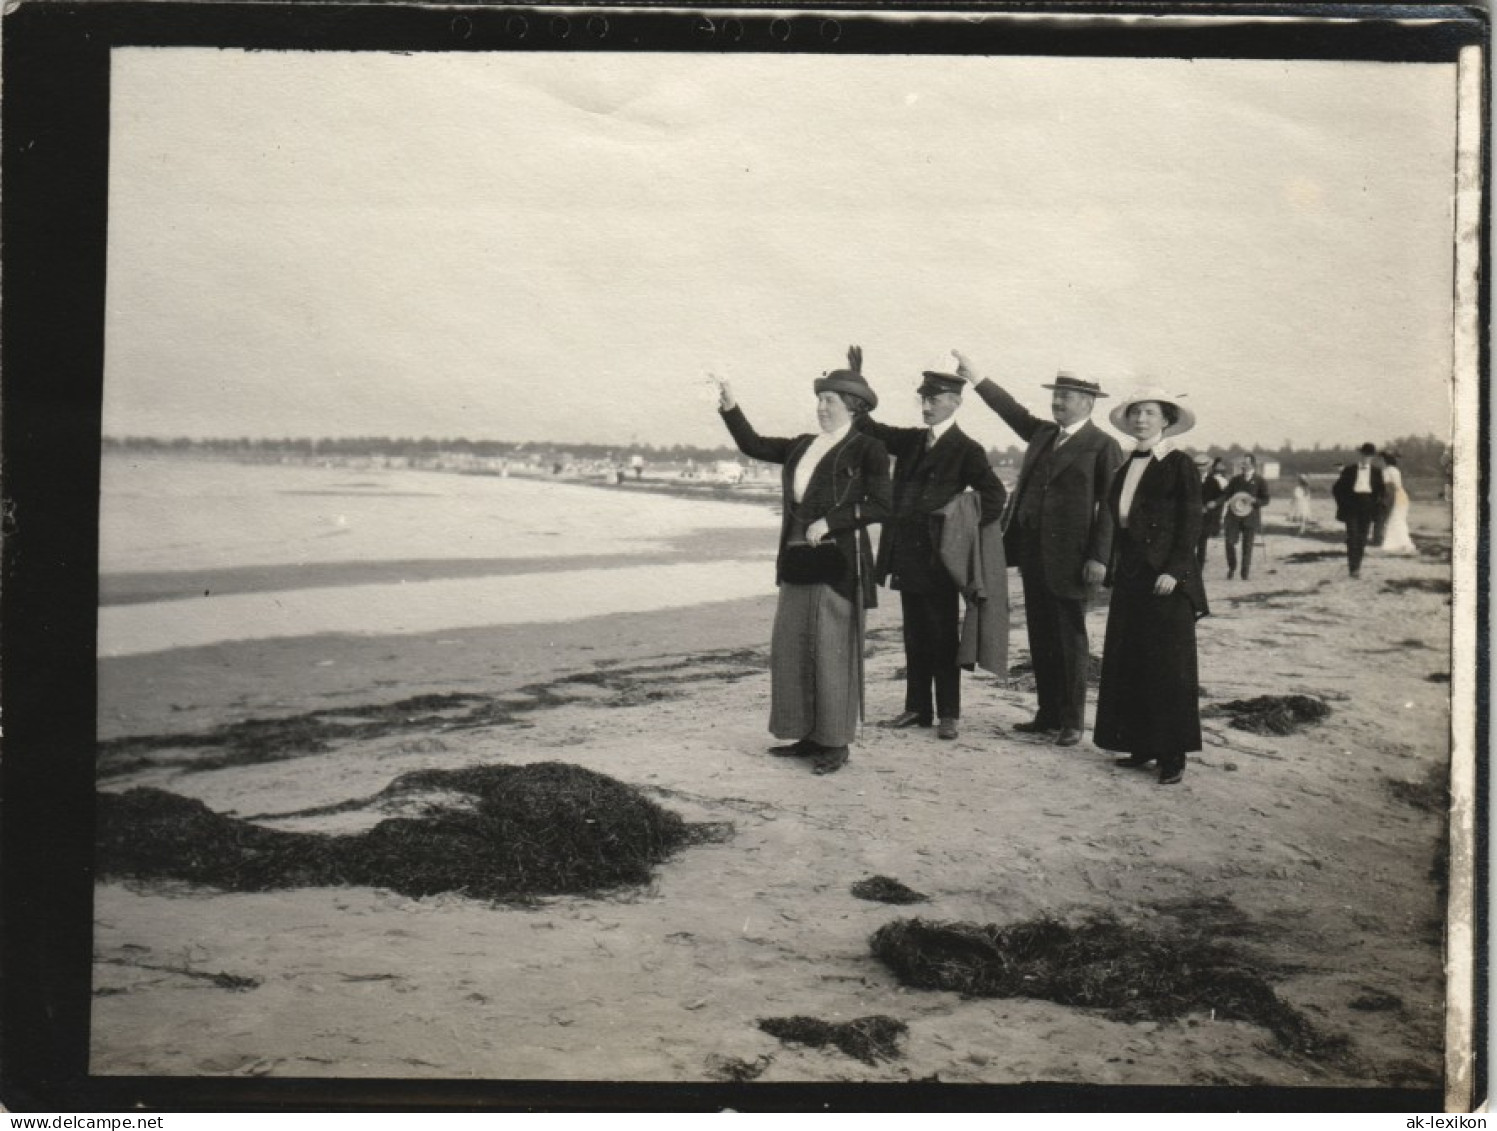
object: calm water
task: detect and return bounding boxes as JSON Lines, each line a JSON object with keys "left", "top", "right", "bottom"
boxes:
{"left": 99, "top": 455, "right": 778, "bottom": 657}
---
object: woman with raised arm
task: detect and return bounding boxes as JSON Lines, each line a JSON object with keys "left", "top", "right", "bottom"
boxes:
{"left": 713, "top": 353, "right": 891, "bottom": 775}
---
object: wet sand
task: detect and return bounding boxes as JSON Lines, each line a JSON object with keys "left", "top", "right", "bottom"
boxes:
{"left": 92, "top": 504, "right": 1455, "bottom": 1097}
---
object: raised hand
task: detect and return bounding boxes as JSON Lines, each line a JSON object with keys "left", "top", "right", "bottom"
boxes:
{"left": 952, "top": 349, "right": 980, "bottom": 383}
{"left": 710, "top": 373, "right": 736, "bottom": 412}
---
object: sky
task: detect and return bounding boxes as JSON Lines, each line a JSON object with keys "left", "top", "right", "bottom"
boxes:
{"left": 103, "top": 42, "right": 1460, "bottom": 452}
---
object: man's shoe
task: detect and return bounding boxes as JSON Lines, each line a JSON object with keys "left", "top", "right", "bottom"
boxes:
{"left": 882, "top": 710, "right": 932, "bottom": 729}
{"left": 936, "top": 718, "right": 959, "bottom": 740}
{"left": 1227, "top": 568, "right": 1236, "bottom": 580}
{"left": 1158, "top": 766, "right": 1184, "bottom": 785}
{"left": 1055, "top": 728, "right": 1083, "bottom": 747}
{"left": 1115, "top": 753, "right": 1155, "bottom": 768}
{"left": 1012, "top": 717, "right": 1059, "bottom": 735}
{"left": 768, "top": 739, "right": 817, "bottom": 757}
{"left": 812, "top": 746, "right": 850, "bottom": 775}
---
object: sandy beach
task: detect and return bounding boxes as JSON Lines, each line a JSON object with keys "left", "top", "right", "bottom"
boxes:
{"left": 91, "top": 464, "right": 1455, "bottom": 1097}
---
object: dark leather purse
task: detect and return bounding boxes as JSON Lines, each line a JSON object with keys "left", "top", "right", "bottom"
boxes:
{"left": 781, "top": 541, "right": 847, "bottom": 585}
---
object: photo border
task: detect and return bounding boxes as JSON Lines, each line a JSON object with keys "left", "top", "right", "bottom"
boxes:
{"left": 2, "top": 1, "right": 1486, "bottom": 1112}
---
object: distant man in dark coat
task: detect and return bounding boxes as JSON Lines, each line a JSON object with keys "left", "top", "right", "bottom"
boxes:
{"left": 960, "top": 353, "right": 1123, "bottom": 748}
{"left": 1221, "top": 453, "right": 1271, "bottom": 581}
{"left": 1196, "top": 456, "right": 1229, "bottom": 569}
{"left": 1332, "top": 442, "right": 1387, "bottom": 579}
{"left": 854, "top": 351, "right": 1006, "bottom": 741}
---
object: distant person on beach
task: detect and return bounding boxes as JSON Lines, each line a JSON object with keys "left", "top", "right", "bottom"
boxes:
{"left": 1286, "top": 474, "right": 1314, "bottom": 534}
{"left": 1331, "top": 442, "right": 1386, "bottom": 579}
{"left": 961, "top": 354, "right": 1121, "bottom": 748}
{"left": 631, "top": 454, "right": 644, "bottom": 480}
{"left": 1371, "top": 452, "right": 1394, "bottom": 548}
{"left": 714, "top": 355, "right": 891, "bottom": 775}
{"left": 1377, "top": 451, "right": 1416, "bottom": 555}
{"left": 1094, "top": 388, "right": 1209, "bottom": 785}
{"left": 1196, "top": 455, "right": 1228, "bottom": 568}
{"left": 854, "top": 349, "right": 1007, "bottom": 742}
{"left": 1221, "top": 454, "right": 1269, "bottom": 580}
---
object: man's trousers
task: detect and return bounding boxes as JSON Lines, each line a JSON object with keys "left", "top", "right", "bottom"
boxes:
{"left": 899, "top": 578, "right": 962, "bottom": 722}
{"left": 1019, "top": 565, "right": 1090, "bottom": 732}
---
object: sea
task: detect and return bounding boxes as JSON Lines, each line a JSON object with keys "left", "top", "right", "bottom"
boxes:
{"left": 98, "top": 455, "right": 780, "bottom": 659}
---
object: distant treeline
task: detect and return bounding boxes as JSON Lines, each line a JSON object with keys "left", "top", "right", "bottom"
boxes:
{"left": 100, "top": 435, "right": 743, "bottom": 465}
{"left": 103, "top": 431, "right": 1452, "bottom": 479}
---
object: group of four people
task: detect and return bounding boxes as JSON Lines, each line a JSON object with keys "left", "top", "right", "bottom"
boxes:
{"left": 714, "top": 347, "right": 1208, "bottom": 786}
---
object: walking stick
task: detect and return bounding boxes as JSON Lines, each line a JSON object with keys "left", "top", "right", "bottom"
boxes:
{"left": 854, "top": 506, "right": 866, "bottom": 725}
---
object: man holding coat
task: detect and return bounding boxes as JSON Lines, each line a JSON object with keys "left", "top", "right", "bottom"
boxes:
{"left": 853, "top": 350, "right": 1007, "bottom": 742}
{"left": 959, "top": 352, "right": 1123, "bottom": 748}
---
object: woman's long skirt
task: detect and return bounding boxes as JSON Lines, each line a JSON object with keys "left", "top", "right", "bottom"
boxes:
{"left": 1093, "top": 565, "right": 1202, "bottom": 756}
{"left": 768, "top": 581, "right": 862, "bottom": 747}
{"left": 1379, "top": 492, "right": 1417, "bottom": 555}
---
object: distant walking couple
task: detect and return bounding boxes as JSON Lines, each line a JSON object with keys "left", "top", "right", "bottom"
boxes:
{"left": 715, "top": 345, "right": 1209, "bottom": 786}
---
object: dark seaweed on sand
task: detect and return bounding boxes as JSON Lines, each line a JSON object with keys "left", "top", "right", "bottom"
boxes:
{"left": 97, "top": 650, "right": 769, "bottom": 780}
{"left": 1349, "top": 989, "right": 1403, "bottom": 1012}
{"left": 1204, "top": 694, "right": 1330, "bottom": 736}
{"left": 1382, "top": 577, "right": 1452, "bottom": 596}
{"left": 850, "top": 875, "right": 929, "bottom": 905}
{"left": 870, "top": 915, "right": 1345, "bottom": 1058}
{"left": 1385, "top": 766, "right": 1448, "bottom": 814}
{"left": 97, "top": 762, "right": 718, "bottom": 902}
{"left": 757, "top": 1015, "right": 908, "bottom": 1065}
{"left": 1282, "top": 550, "right": 1348, "bottom": 564}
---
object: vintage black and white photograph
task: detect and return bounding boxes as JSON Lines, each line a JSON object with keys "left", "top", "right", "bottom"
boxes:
{"left": 49, "top": 5, "right": 1482, "bottom": 1108}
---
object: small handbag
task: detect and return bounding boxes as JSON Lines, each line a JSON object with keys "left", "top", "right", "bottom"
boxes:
{"left": 781, "top": 540, "right": 847, "bottom": 585}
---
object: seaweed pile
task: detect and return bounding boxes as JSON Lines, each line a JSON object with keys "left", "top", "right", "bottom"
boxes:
{"left": 757, "top": 1015, "right": 908, "bottom": 1065}
{"left": 1282, "top": 550, "right": 1348, "bottom": 564}
{"left": 1382, "top": 578, "right": 1451, "bottom": 596}
{"left": 1204, "top": 694, "right": 1331, "bottom": 736}
{"left": 850, "top": 875, "right": 929, "bottom": 905}
{"left": 1385, "top": 766, "right": 1448, "bottom": 814}
{"left": 870, "top": 914, "right": 1344, "bottom": 1057}
{"left": 96, "top": 762, "right": 719, "bottom": 902}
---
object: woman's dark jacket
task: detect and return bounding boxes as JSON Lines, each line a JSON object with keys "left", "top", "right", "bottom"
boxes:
{"left": 720, "top": 405, "right": 892, "bottom": 607}
{"left": 1105, "top": 448, "right": 1210, "bottom": 619}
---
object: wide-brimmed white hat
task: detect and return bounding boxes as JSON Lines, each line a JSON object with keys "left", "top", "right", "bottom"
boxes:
{"left": 1108, "top": 386, "right": 1196, "bottom": 438}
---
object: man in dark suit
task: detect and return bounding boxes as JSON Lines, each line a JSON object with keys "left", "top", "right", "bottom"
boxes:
{"left": 1332, "top": 442, "right": 1387, "bottom": 579}
{"left": 1196, "top": 456, "right": 1229, "bottom": 569}
{"left": 961, "top": 354, "right": 1122, "bottom": 747}
{"left": 1221, "top": 453, "right": 1271, "bottom": 580}
{"left": 855, "top": 355, "right": 1006, "bottom": 741}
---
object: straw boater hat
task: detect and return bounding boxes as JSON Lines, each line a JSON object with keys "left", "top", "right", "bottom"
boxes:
{"left": 1108, "top": 385, "right": 1197, "bottom": 438}
{"left": 815, "top": 345, "right": 878, "bottom": 410}
{"left": 1041, "top": 370, "right": 1108, "bottom": 398}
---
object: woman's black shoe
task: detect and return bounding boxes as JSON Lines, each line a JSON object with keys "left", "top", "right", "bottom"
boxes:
{"left": 812, "top": 746, "right": 850, "bottom": 774}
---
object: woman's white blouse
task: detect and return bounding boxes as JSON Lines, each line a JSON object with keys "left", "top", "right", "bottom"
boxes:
{"left": 792, "top": 421, "right": 852, "bottom": 503}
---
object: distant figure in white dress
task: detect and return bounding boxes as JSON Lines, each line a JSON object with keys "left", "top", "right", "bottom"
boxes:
{"left": 1378, "top": 452, "right": 1417, "bottom": 555}
{"left": 1286, "top": 474, "right": 1314, "bottom": 534}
